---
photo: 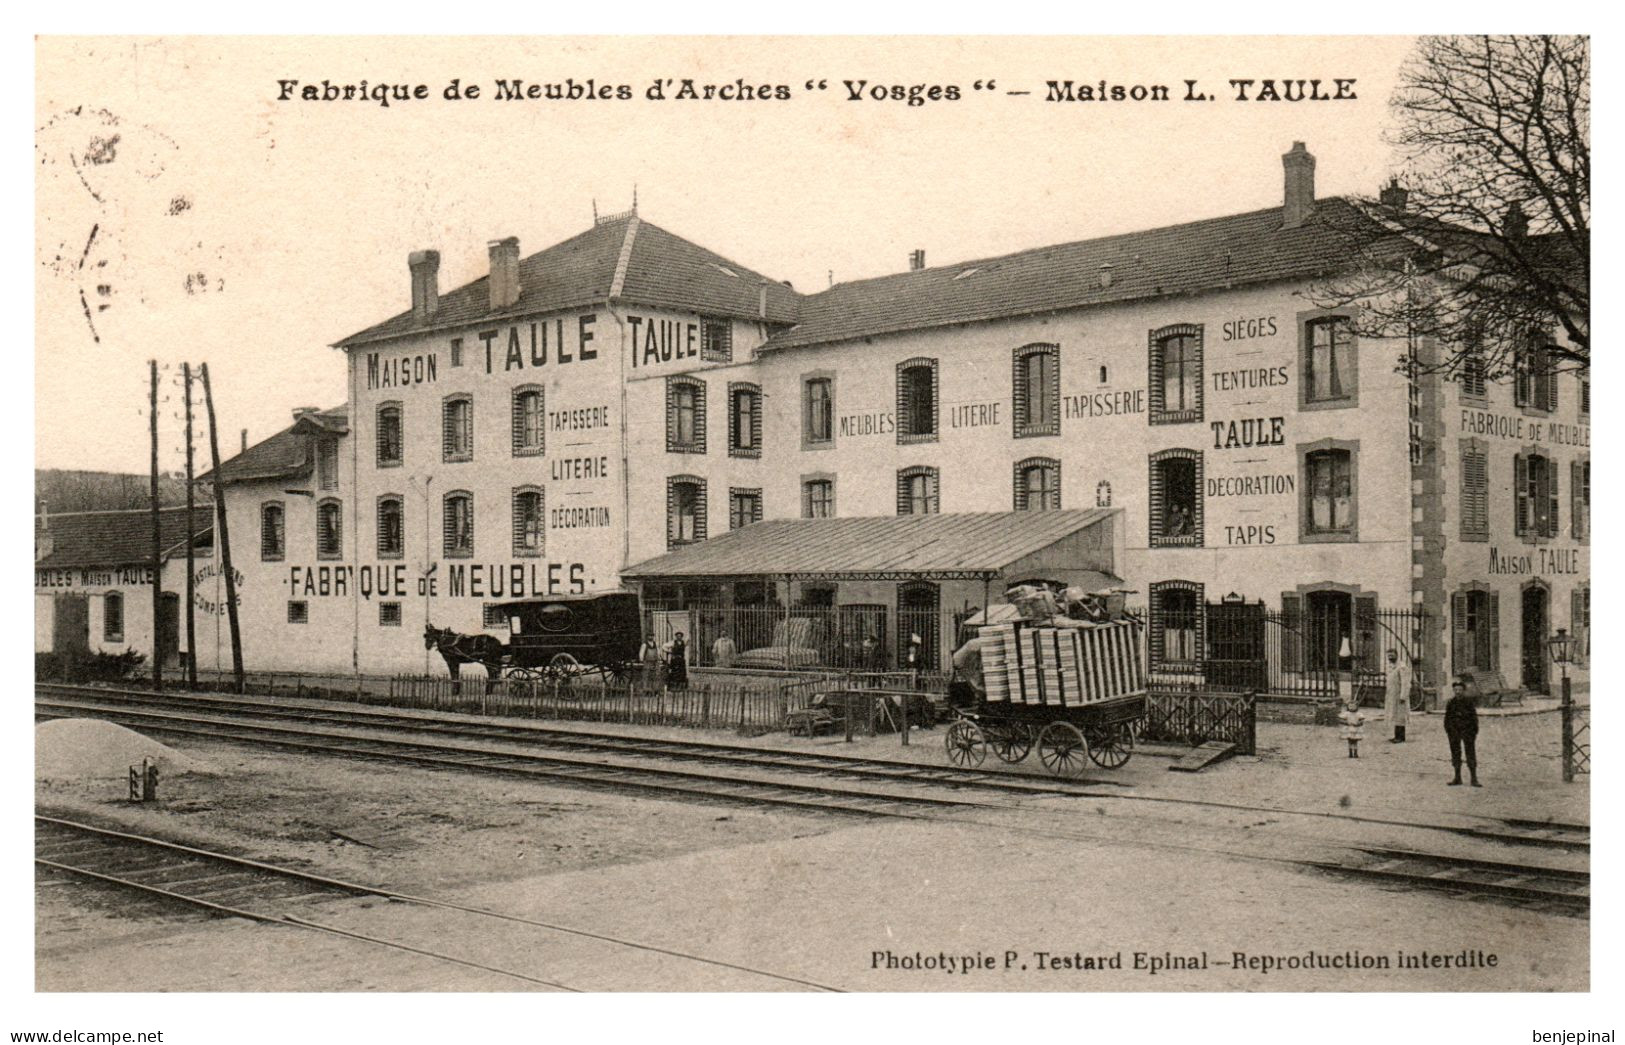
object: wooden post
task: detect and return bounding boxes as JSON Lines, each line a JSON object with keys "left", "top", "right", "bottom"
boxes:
{"left": 149, "top": 360, "right": 163, "bottom": 693}
{"left": 182, "top": 363, "right": 198, "bottom": 691}
{"left": 200, "top": 364, "right": 245, "bottom": 693}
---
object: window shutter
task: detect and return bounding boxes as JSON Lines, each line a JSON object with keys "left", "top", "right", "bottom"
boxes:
{"left": 694, "top": 480, "right": 707, "bottom": 541}
{"left": 512, "top": 490, "right": 523, "bottom": 553}
{"left": 1487, "top": 592, "right": 1500, "bottom": 672}
{"left": 667, "top": 479, "right": 678, "bottom": 547}
{"left": 512, "top": 392, "right": 525, "bottom": 454}
{"left": 1514, "top": 454, "right": 1528, "bottom": 535}
{"left": 665, "top": 379, "right": 678, "bottom": 453}
{"left": 1148, "top": 586, "right": 1165, "bottom": 668}
{"left": 1012, "top": 350, "right": 1029, "bottom": 431}
{"left": 442, "top": 401, "right": 454, "bottom": 459}
{"left": 895, "top": 364, "right": 911, "bottom": 440}
{"left": 1473, "top": 451, "right": 1488, "bottom": 538}
{"left": 750, "top": 392, "right": 762, "bottom": 454}
{"left": 1355, "top": 594, "right": 1378, "bottom": 671}
{"left": 1147, "top": 455, "right": 1164, "bottom": 543}
{"left": 1281, "top": 594, "right": 1302, "bottom": 674}
{"left": 897, "top": 470, "right": 908, "bottom": 515}
{"left": 728, "top": 389, "right": 740, "bottom": 451}
{"left": 443, "top": 497, "right": 455, "bottom": 554}
{"left": 1459, "top": 451, "right": 1473, "bottom": 541}
{"left": 1547, "top": 365, "right": 1559, "bottom": 412}
{"left": 1546, "top": 460, "right": 1560, "bottom": 538}
{"left": 1514, "top": 359, "right": 1529, "bottom": 406}
{"left": 1147, "top": 330, "right": 1165, "bottom": 416}
{"left": 694, "top": 381, "right": 707, "bottom": 454}
{"left": 1451, "top": 592, "right": 1467, "bottom": 673}
{"left": 1192, "top": 453, "right": 1204, "bottom": 545}
{"left": 1013, "top": 462, "right": 1027, "bottom": 511}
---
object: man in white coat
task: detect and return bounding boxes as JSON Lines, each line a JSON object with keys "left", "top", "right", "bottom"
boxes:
{"left": 1384, "top": 648, "right": 1413, "bottom": 743}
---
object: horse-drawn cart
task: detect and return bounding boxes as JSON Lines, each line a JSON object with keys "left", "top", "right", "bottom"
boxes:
{"left": 425, "top": 591, "right": 643, "bottom": 685}
{"left": 946, "top": 616, "right": 1147, "bottom": 778}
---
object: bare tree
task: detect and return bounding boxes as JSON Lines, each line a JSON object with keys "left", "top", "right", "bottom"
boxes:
{"left": 1316, "top": 35, "right": 1588, "bottom": 381}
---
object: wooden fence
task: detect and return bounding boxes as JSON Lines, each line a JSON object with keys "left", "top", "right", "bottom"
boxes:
{"left": 1141, "top": 683, "right": 1257, "bottom": 755}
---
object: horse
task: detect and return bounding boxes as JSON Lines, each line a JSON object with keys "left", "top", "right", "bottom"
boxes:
{"left": 423, "top": 624, "right": 506, "bottom": 693}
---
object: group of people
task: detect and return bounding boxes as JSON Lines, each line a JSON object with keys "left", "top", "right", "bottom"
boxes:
{"left": 638, "top": 631, "right": 690, "bottom": 690}
{"left": 1339, "top": 648, "right": 1481, "bottom": 786}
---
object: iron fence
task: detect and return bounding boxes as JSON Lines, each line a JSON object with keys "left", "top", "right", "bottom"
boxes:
{"left": 640, "top": 605, "right": 947, "bottom": 672}
{"left": 1563, "top": 692, "right": 1590, "bottom": 781}
{"left": 1141, "top": 683, "right": 1257, "bottom": 755}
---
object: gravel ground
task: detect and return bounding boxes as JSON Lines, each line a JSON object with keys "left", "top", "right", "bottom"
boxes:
{"left": 35, "top": 708, "right": 1588, "bottom": 992}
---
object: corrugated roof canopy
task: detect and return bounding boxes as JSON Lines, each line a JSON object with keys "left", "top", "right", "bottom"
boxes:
{"left": 623, "top": 509, "right": 1118, "bottom": 582}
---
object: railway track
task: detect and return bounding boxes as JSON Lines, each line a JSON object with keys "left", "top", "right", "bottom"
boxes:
{"left": 35, "top": 683, "right": 1125, "bottom": 801}
{"left": 1308, "top": 846, "right": 1589, "bottom": 916}
{"left": 35, "top": 815, "right": 841, "bottom": 991}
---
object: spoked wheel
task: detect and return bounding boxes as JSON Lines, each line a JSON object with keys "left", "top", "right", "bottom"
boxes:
{"left": 506, "top": 666, "right": 541, "bottom": 682}
{"left": 945, "top": 719, "right": 987, "bottom": 768}
{"left": 987, "top": 722, "right": 1034, "bottom": 764}
{"left": 1037, "top": 722, "right": 1090, "bottom": 779}
{"left": 1086, "top": 723, "right": 1135, "bottom": 769}
{"left": 544, "top": 653, "right": 581, "bottom": 681}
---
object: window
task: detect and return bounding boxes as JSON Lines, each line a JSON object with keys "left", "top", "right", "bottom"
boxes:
{"left": 803, "top": 374, "right": 834, "bottom": 447}
{"left": 482, "top": 604, "right": 509, "bottom": 630}
{"left": 802, "top": 476, "right": 835, "bottom": 519}
{"left": 1514, "top": 345, "right": 1557, "bottom": 412}
{"left": 379, "top": 602, "right": 402, "bottom": 627}
{"left": 377, "top": 496, "right": 404, "bottom": 558}
{"left": 317, "top": 438, "right": 340, "bottom": 490}
{"left": 1572, "top": 587, "right": 1590, "bottom": 662}
{"left": 442, "top": 395, "right": 473, "bottom": 462}
{"left": 512, "top": 386, "right": 544, "bottom": 456}
{"left": 729, "top": 487, "right": 763, "bottom": 530}
{"left": 1459, "top": 439, "right": 1489, "bottom": 542}
{"left": 701, "top": 318, "right": 732, "bottom": 363}
{"left": 260, "top": 501, "right": 285, "bottom": 561}
{"left": 1514, "top": 452, "right": 1560, "bottom": 539}
{"left": 896, "top": 358, "right": 939, "bottom": 443}
{"left": 1458, "top": 350, "right": 1487, "bottom": 403}
{"left": 288, "top": 601, "right": 309, "bottom": 624}
{"left": 897, "top": 466, "right": 939, "bottom": 515}
{"left": 443, "top": 491, "right": 473, "bottom": 557}
{"left": 1149, "top": 581, "right": 1204, "bottom": 670}
{"left": 376, "top": 403, "right": 403, "bottom": 467}
{"left": 103, "top": 592, "right": 123, "bottom": 642}
{"left": 1300, "top": 440, "right": 1358, "bottom": 542}
{"left": 449, "top": 337, "right": 463, "bottom": 368}
{"left": 1096, "top": 479, "right": 1112, "bottom": 508}
{"left": 1013, "top": 457, "right": 1060, "bottom": 511}
{"left": 512, "top": 486, "right": 544, "bottom": 556}
{"left": 1013, "top": 344, "right": 1060, "bottom": 438}
{"left": 1301, "top": 314, "right": 1358, "bottom": 408}
{"left": 1148, "top": 449, "right": 1202, "bottom": 547}
{"left": 1581, "top": 378, "right": 1590, "bottom": 416}
{"left": 1452, "top": 587, "right": 1499, "bottom": 673}
{"left": 666, "top": 377, "right": 707, "bottom": 453}
{"left": 1148, "top": 325, "right": 1203, "bottom": 424}
{"left": 728, "top": 382, "right": 762, "bottom": 458}
{"left": 667, "top": 476, "right": 707, "bottom": 547}
{"left": 1572, "top": 459, "right": 1589, "bottom": 541}
{"left": 316, "top": 498, "right": 343, "bottom": 559}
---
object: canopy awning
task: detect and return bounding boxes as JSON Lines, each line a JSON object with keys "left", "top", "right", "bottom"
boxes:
{"left": 623, "top": 509, "right": 1121, "bottom": 584}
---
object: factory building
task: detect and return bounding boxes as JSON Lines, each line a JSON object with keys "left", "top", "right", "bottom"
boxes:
{"left": 199, "top": 142, "right": 1586, "bottom": 694}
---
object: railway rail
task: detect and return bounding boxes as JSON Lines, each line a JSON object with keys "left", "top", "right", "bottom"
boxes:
{"left": 1308, "top": 846, "right": 1589, "bottom": 915}
{"left": 35, "top": 815, "right": 842, "bottom": 991}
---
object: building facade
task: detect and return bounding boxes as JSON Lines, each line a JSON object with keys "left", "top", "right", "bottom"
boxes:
{"left": 201, "top": 142, "right": 1586, "bottom": 691}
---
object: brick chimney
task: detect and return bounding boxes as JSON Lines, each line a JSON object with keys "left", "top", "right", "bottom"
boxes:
{"left": 1282, "top": 142, "right": 1316, "bottom": 228}
{"left": 488, "top": 237, "right": 521, "bottom": 310}
{"left": 409, "top": 250, "right": 440, "bottom": 322}
{"left": 909, "top": 249, "right": 926, "bottom": 271}
{"left": 1378, "top": 177, "right": 1408, "bottom": 213}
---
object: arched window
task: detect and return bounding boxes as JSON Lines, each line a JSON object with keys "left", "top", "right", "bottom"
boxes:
{"left": 443, "top": 491, "right": 473, "bottom": 557}
{"left": 1013, "top": 457, "right": 1060, "bottom": 511}
{"left": 377, "top": 495, "right": 404, "bottom": 558}
{"left": 376, "top": 403, "right": 403, "bottom": 467}
{"left": 442, "top": 395, "right": 473, "bottom": 462}
{"left": 316, "top": 498, "right": 343, "bottom": 559}
{"left": 1012, "top": 344, "right": 1059, "bottom": 437}
{"left": 1149, "top": 580, "right": 1204, "bottom": 670}
{"left": 512, "top": 385, "right": 544, "bottom": 456}
{"left": 666, "top": 377, "right": 706, "bottom": 453}
{"left": 667, "top": 476, "right": 706, "bottom": 547}
{"left": 897, "top": 466, "right": 939, "bottom": 515}
{"left": 260, "top": 501, "right": 285, "bottom": 561}
{"left": 896, "top": 358, "right": 939, "bottom": 443}
{"left": 103, "top": 592, "right": 124, "bottom": 643}
{"left": 512, "top": 486, "right": 544, "bottom": 556}
{"left": 1149, "top": 449, "right": 1202, "bottom": 547}
{"left": 728, "top": 382, "right": 762, "bottom": 457}
{"left": 802, "top": 475, "right": 835, "bottom": 519}
{"left": 1148, "top": 324, "right": 1203, "bottom": 424}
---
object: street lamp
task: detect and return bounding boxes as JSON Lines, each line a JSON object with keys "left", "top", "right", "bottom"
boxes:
{"left": 1549, "top": 627, "right": 1577, "bottom": 782}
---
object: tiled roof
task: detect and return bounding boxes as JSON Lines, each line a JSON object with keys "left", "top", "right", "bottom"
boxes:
{"left": 623, "top": 509, "right": 1118, "bottom": 580}
{"left": 36, "top": 506, "right": 213, "bottom": 569}
{"left": 203, "top": 406, "right": 347, "bottom": 484}
{"left": 334, "top": 216, "right": 799, "bottom": 349}
{"left": 761, "top": 199, "right": 1380, "bottom": 351}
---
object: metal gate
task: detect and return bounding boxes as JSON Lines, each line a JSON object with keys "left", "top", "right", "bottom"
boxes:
{"left": 1563, "top": 697, "right": 1590, "bottom": 781}
{"left": 1204, "top": 595, "right": 1267, "bottom": 691}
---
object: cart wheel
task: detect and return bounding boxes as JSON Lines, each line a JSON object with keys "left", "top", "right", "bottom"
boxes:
{"left": 545, "top": 653, "right": 580, "bottom": 681}
{"left": 988, "top": 722, "right": 1034, "bottom": 764}
{"left": 945, "top": 720, "right": 987, "bottom": 768}
{"left": 1037, "top": 722, "right": 1090, "bottom": 779}
{"left": 506, "top": 666, "right": 540, "bottom": 681}
{"left": 1086, "top": 723, "right": 1135, "bottom": 769}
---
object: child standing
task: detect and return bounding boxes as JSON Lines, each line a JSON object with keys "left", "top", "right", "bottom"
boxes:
{"left": 1340, "top": 696, "right": 1366, "bottom": 758}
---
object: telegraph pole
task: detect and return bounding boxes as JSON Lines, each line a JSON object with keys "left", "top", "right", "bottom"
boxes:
{"left": 183, "top": 363, "right": 198, "bottom": 691}
{"left": 200, "top": 364, "right": 245, "bottom": 693}
{"left": 149, "top": 360, "right": 163, "bottom": 692}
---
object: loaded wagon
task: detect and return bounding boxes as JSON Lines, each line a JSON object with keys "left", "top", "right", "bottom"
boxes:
{"left": 499, "top": 591, "right": 643, "bottom": 682}
{"left": 946, "top": 612, "right": 1147, "bottom": 778}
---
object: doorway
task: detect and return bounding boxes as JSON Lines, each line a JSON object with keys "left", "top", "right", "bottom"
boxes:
{"left": 52, "top": 594, "right": 89, "bottom": 655}
{"left": 1521, "top": 582, "right": 1549, "bottom": 694}
{"left": 158, "top": 592, "right": 181, "bottom": 669}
